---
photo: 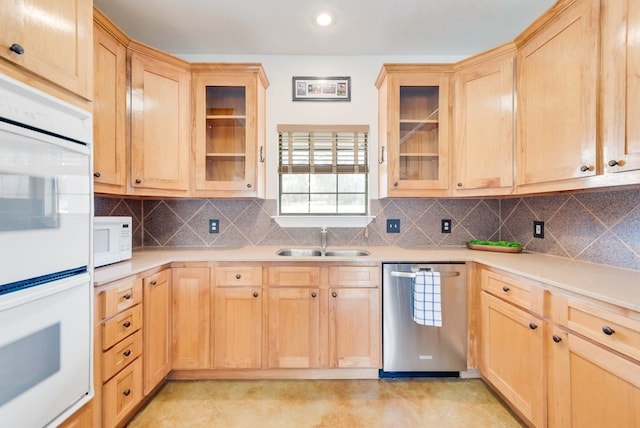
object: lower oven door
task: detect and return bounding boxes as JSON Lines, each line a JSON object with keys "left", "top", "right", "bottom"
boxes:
{"left": 0, "top": 273, "right": 92, "bottom": 427}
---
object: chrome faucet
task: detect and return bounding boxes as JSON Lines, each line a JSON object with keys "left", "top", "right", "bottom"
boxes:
{"left": 320, "top": 227, "right": 328, "bottom": 253}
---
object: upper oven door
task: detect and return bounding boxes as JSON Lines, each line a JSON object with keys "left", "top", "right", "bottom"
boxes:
{"left": 0, "top": 120, "right": 91, "bottom": 286}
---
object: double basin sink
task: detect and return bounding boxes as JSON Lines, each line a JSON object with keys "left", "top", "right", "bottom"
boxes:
{"left": 276, "top": 248, "right": 370, "bottom": 257}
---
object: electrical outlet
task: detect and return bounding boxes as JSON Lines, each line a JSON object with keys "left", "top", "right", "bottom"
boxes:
{"left": 209, "top": 219, "right": 220, "bottom": 234}
{"left": 533, "top": 221, "right": 544, "bottom": 238}
{"left": 441, "top": 219, "right": 452, "bottom": 233}
{"left": 386, "top": 219, "right": 400, "bottom": 233}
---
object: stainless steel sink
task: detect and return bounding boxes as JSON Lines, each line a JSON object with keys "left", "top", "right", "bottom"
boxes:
{"left": 323, "top": 249, "right": 370, "bottom": 257}
{"left": 276, "top": 248, "right": 370, "bottom": 257}
{"left": 276, "top": 248, "right": 323, "bottom": 257}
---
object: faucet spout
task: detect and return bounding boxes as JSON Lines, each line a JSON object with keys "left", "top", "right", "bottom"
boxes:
{"left": 320, "top": 227, "right": 328, "bottom": 253}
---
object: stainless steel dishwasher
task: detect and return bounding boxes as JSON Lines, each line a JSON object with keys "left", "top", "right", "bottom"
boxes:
{"left": 381, "top": 262, "right": 467, "bottom": 377}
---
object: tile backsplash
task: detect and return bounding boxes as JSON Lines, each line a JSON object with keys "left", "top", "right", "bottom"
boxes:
{"left": 95, "top": 186, "right": 640, "bottom": 271}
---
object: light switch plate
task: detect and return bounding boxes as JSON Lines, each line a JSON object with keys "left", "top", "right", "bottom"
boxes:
{"left": 533, "top": 220, "right": 544, "bottom": 238}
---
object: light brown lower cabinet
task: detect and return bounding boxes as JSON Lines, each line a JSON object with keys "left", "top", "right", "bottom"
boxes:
{"left": 172, "top": 267, "right": 211, "bottom": 369}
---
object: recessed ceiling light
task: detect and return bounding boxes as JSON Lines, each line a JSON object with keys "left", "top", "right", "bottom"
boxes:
{"left": 316, "top": 12, "right": 333, "bottom": 26}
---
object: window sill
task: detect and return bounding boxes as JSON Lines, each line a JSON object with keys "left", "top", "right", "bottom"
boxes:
{"left": 273, "top": 215, "right": 375, "bottom": 228}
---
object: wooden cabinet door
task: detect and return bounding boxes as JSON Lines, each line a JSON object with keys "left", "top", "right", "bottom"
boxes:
{"left": 172, "top": 268, "right": 211, "bottom": 370}
{"left": 453, "top": 45, "right": 515, "bottom": 196}
{"left": 268, "top": 287, "right": 321, "bottom": 368}
{"left": 129, "top": 49, "right": 190, "bottom": 195}
{"left": 480, "top": 291, "right": 544, "bottom": 427}
{"left": 143, "top": 269, "right": 172, "bottom": 395}
{"left": 93, "top": 16, "right": 127, "bottom": 194}
{"left": 213, "top": 287, "right": 262, "bottom": 369}
{"left": 0, "top": 0, "right": 92, "bottom": 99}
{"left": 376, "top": 65, "right": 451, "bottom": 197}
{"left": 328, "top": 287, "right": 380, "bottom": 368}
{"left": 548, "top": 327, "right": 640, "bottom": 428}
{"left": 192, "top": 64, "right": 268, "bottom": 198}
{"left": 516, "top": 0, "right": 599, "bottom": 189}
{"left": 601, "top": 0, "right": 640, "bottom": 173}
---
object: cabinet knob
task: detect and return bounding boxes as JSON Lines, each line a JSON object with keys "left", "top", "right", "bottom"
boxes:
{"left": 608, "top": 160, "right": 625, "bottom": 167}
{"left": 135, "top": 178, "right": 142, "bottom": 184}
{"left": 123, "top": 349, "right": 132, "bottom": 357}
{"left": 246, "top": 183, "right": 252, "bottom": 188}
{"left": 311, "top": 292, "right": 317, "bottom": 298}
{"left": 94, "top": 172, "right": 101, "bottom": 178}
{"left": 580, "top": 165, "right": 594, "bottom": 172}
{"left": 123, "top": 293, "right": 132, "bottom": 300}
{"left": 393, "top": 182, "right": 398, "bottom": 187}
{"left": 602, "top": 325, "right": 615, "bottom": 336}
{"left": 457, "top": 182, "right": 463, "bottom": 187}
{"left": 9, "top": 43, "right": 24, "bottom": 55}
{"left": 123, "top": 389, "right": 131, "bottom": 397}
{"left": 529, "top": 322, "right": 538, "bottom": 330}
{"left": 552, "top": 335, "right": 562, "bottom": 343}
{"left": 150, "top": 279, "right": 157, "bottom": 286}
{"left": 123, "top": 321, "right": 131, "bottom": 328}
{"left": 253, "top": 291, "right": 259, "bottom": 298}
{"left": 502, "top": 286, "right": 510, "bottom": 292}
{"left": 235, "top": 274, "right": 241, "bottom": 280}
{"left": 331, "top": 291, "right": 337, "bottom": 298}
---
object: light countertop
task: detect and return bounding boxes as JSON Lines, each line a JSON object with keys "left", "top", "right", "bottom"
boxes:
{"left": 94, "top": 246, "right": 640, "bottom": 312}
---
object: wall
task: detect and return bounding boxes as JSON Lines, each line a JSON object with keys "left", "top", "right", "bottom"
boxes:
{"left": 95, "top": 185, "right": 640, "bottom": 271}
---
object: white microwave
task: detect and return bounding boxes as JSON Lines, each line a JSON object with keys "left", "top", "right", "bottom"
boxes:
{"left": 94, "top": 216, "right": 133, "bottom": 268}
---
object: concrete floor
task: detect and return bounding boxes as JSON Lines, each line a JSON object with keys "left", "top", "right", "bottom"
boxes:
{"left": 128, "top": 378, "right": 524, "bottom": 427}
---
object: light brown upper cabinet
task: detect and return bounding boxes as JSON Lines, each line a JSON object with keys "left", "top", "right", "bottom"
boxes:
{"left": 93, "top": 9, "right": 128, "bottom": 194}
{"left": 601, "top": 0, "right": 640, "bottom": 175}
{"left": 192, "top": 64, "right": 269, "bottom": 198}
{"left": 129, "top": 43, "right": 191, "bottom": 196}
{"left": 452, "top": 44, "right": 515, "bottom": 196}
{"left": 0, "top": 0, "right": 92, "bottom": 100}
{"left": 515, "top": 0, "right": 600, "bottom": 193}
{"left": 376, "top": 64, "right": 452, "bottom": 197}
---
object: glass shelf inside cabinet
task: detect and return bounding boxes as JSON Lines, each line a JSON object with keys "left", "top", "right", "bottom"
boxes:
{"left": 205, "top": 86, "right": 247, "bottom": 182}
{"left": 398, "top": 86, "right": 440, "bottom": 181}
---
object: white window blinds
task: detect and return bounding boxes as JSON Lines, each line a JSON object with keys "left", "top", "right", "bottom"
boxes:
{"left": 278, "top": 125, "right": 369, "bottom": 174}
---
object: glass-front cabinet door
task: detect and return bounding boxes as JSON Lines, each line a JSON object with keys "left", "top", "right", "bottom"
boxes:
{"left": 376, "top": 66, "right": 451, "bottom": 197}
{"left": 192, "top": 64, "right": 268, "bottom": 197}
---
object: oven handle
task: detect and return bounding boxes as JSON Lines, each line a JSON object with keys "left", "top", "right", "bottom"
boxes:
{"left": 391, "top": 271, "right": 460, "bottom": 279}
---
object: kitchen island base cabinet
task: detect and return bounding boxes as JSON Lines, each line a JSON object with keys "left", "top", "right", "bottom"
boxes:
{"left": 172, "top": 267, "right": 211, "bottom": 369}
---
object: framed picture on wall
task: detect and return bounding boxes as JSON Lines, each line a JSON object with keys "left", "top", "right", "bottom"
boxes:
{"left": 292, "top": 76, "right": 351, "bottom": 101}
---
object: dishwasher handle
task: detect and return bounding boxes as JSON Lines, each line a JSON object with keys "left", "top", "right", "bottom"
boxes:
{"left": 391, "top": 271, "right": 460, "bottom": 279}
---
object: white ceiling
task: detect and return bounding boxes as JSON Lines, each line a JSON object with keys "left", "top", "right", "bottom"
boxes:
{"left": 93, "top": 0, "right": 557, "bottom": 56}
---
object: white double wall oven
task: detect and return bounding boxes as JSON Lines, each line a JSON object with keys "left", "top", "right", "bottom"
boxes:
{"left": 0, "top": 74, "right": 94, "bottom": 427}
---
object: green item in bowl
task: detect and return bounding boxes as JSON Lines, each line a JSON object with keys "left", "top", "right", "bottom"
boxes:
{"left": 468, "top": 239, "right": 522, "bottom": 248}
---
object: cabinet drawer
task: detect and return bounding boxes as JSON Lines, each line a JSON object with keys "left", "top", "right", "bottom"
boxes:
{"left": 268, "top": 266, "right": 320, "bottom": 287}
{"left": 216, "top": 266, "right": 263, "bottom": 286}
{"left": 329, "top": 266, "right": 379, "bottom": 287}
{"left": 481, "top": 269, "right": 544, "bottom": 313}
{"left": 566, "top": 299, "right": 640, "bottom": 362}
{"left": 102, "top": 357, "right": 142, "bottom": 428}
{"left": 99, "top": 279, "right": 143, "bottom": 319}
{"left": 144, "top": 269, "right": 170, "bottom": 287}
{"left": 102, "top": 305, "right": 143, "bottom": 351}
{"left": 102, "top": 330, "right": 143, "bottom": 382}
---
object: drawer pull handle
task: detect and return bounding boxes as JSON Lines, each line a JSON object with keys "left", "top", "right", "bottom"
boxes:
{"left": 502, "top": 286, "right": 510, "bottom": 292}
{"left": 150, "top": 279, "right": 157, "bottom": 286}
{"left": 253, "top": 292, "right": 259, "bottom": 298}
{"left": 552, "top": 335, "right": 562, "bottom": 343}
{"left": 123, "top": 389, "right": 131, "bottom": 397}
{"left": 123, "top": 293, "right": 132, "bottom": 300}
{"left": 123, "top": 349, "right": 132, "bottom": 357}
{"left": 332, "top": 291, "right": 338, "bottom": 298}
{"left": 94, "top": 172, "right": 101, "bottom": 178}
{"left": 236, "top": 274, "right": 242, "bottom": 280}
{"left": 135, "top": 178, "right": 142, "bottom": 184}
{"left": 123, "top": 321, "right": 131, "bottom": 328}
{"left": 9, "top": 43, "right": 25, "bottom": 55}
{"left": 602, "top": 326, "right": 615, "bottom": 336}
{"left": 529, "top": 323, "right": 538, "bottom": 330}
{"left": 311, "top": 292, "right": 317, "bottom": 298}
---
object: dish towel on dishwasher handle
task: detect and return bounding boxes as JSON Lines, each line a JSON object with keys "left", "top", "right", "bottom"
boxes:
{"left": 411, "top": 271, "right": 442, "bottom": 327}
